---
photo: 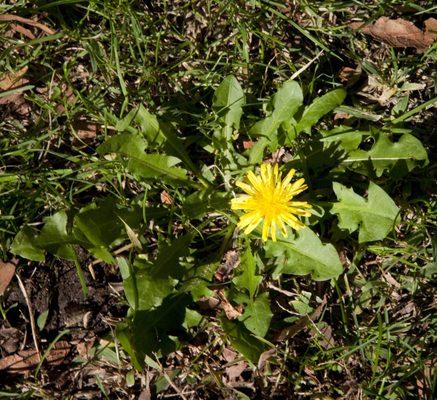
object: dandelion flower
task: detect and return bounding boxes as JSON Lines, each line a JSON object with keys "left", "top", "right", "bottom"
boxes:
{"left": 231, "top": 163, "right": 312, "bottom": 241}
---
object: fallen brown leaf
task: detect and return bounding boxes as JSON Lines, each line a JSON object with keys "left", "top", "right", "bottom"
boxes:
{"left": 74, "top": 120, "right": 98, "bottom": 140}
{"left": 0, "top": 341, "right": 70, "bottom": 375}
{"left": 425, "top": 18, "right": 437, "bottom": 39}
{"left": 333, "top": 112, "right": 352, "bottom": 121}
{"left": 0, "top": 66, "right": 28, "bottom": 91}
{"left": 225, "top": 360, "right": 247, "bottom": 381}
{"left": 217, "top": 290, "right": 242, "bottom": 320}
{"left": 0, "top": 14, "right": 55, "bottom": 35}
{"left": 338, "top": 65, "right": 362, "bottom": 86}
{"left": 0, "top": 327, "right": 21, "bottom": 354}
{"left": 52, "top": 83, "right": 76, "bottom": 113}
{"left": 243, "top": 140, "right": 254, "bottom": 149}
{"left": 214, "top": 250, "right": 239, "bottom": 281}
{"left": 355, "top": 17, "right": 435, "bottom": 50}
{"left": 0, "top": 66, "right": 29, "bottom": 106}
{"left": 197, "top": 296, "right": 220, "bottom": 310}
{"left": 425, "top": 18, "right": 437, "bottom": 41}
{"left": 222, "top": 347, "right": 237, "bottom": 362}
{"left": 257, "top": 348, "right": 275, "bottom": 370}
{"left": 75, "top": 336, "right": 96, "bottom": 360}
{"left": 349, "top": 21, "right": 365, "bottom": 31}
{"left": 274, "top": 295, "right": 327, "bottom": 342}
{"left": 310, "top": 323, "right": 335, "bottom": 349}
{"left": 138, "top": 389, "right": 152, "bottom": 400}
{"left": 357, "top": 74, "right": 400, "bottom": 105}
{"left": 0, "top": 260, "right": 16, "bottom": 295}
{"left": 160, "top": 190, "right": 173, "bottom": 205}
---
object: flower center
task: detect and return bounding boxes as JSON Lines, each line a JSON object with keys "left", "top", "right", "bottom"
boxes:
{"left": 256, "top": 189, "right": 287, "bottom": 219}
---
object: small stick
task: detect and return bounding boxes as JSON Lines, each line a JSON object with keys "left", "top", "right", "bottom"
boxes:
{"left": 153, "top": 356, "right": 188, "bottom": 400}
{"left": 90, "top": 243, "right": 134, "bottom": 266}
{"left": 16, "top": 273, "right": 41, "bottom": 360}
{"left": 162, "top": 372, "right": 188, "bottom": 400}
{"left": 267, "top": 283, "right": 296, "bottom": 297}
{"left": 289, "top": 50, "right": 324, "bottom": 81}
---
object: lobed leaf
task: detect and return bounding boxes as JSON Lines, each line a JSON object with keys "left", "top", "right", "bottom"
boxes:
{"left": 264, "top": 227, "right": 343, "bottom": 281}
{"left": 232, "top": 243, "right": 262, "bottom": 300}
{"left": 239, "top": 292, "right": 272, "bottom": 337}
{"left": 97, "top": 132, "right": 146, "bottom": 158}
{"left": 122, "top": 235, "right": 193, "bottom": 311}
{"left": 331, "top": 181, "right": 400, "bottom": 243}
{"left": 36, "top": 211, "right": 76, "bottom": 260}
{"left": 11, "top": 212, "right": 76, "bottom": 261}
{"left": 344, "top": 132, "right": 428, "bottom": 177}
{"left": 213, "top": 75, "right": 245, "bottom": 134}
{"left": 220, "top": 317, "right": 267, "bottom": 364}
{"left": 128, "top": 153, "right": 188, "bottom": 182}
{"left": 10, "top": 226, "right": 45, "bottom": 262}
{"left": 182, "top": 189, "right": 230, "bottom": 219}
{"left": 135, "top": 105, "right": 164, "bottom": 145}
{"left": 98, "top": 133, "right": 188, "bottom": 182}
{"left": 295, "top": 88, "right": 346, "bottom": 134}
{"left": 248, "top": 80, "right": 303, "bottom": 163}
{"left": 116, "top": 295, "right": 190, "bottom": 370}
{"left": 249, "top": 80, "right": 303, "bottom": 140}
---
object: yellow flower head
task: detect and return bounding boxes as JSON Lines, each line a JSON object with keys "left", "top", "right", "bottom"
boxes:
{"left": 231, "top": 163, "right": 312, "bottom": 241}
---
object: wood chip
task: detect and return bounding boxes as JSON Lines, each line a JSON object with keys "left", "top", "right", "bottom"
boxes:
{"left": 354, "top": 17, "right": 435, "bottom": 50}
{"left": 0, "top": 260, "right": 16, "bottom": 295}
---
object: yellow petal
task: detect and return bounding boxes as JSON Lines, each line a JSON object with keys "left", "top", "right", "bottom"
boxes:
{"left": 237, "top": 211, "right": 261, "bottom": 227}
{"left": 289, "top": 201, "right": 312, "bottom": 208}
{"left": 244, "top": 217, "right": 262, "bottom": 235}
{"left": 277, "top": 217, "right": 288, "bottom": 237}
{"left": 236, "top": 181, "right": 256, "bottom": 195}
{"left": 270, "top": 219, "right": 277, "bottom": 242}
{"left": 231, "top": 195, "right": 251, "bottom": 210}
{"left": 260, "top": 163, "right": 269, "bottom": 184}
{"left": 282, "top": 214, "right": 305, "bottom": 230}
{"left": 247, "top": 171, "right": 263, "bottom": 191}
{"left": 287, "top": 178, "right": 307, "bottom": 196}
{"left": 273, "top": 164, "right": 279, "bottom": 183}
{"left": 286, "top": 206, "right": 312, "bottom": 216}
{"left": 262, "top": 218, "right": 271, "bottom": 241}
{"left": 282, "top": 169, "right": 296, "bottom": 187}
